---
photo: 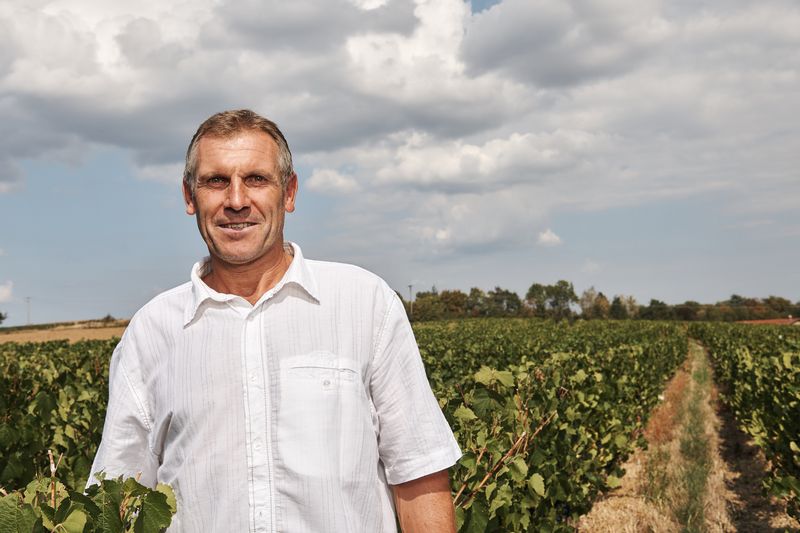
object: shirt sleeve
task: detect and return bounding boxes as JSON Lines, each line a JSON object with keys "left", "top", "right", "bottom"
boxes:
{"left": 87, "top": 330, "right": 159, "bottom": 489}
{"left": 369, "top": 292, "right": 462, "bottom": 485}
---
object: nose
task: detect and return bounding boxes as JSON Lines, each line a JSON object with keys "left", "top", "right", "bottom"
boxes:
{"left": 225, "top": 176, "right": 248, "bottom": 210}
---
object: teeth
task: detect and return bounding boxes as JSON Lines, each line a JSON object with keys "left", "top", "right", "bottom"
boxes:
{"left": 222, "top": 223, "right": 254, "bottom": 230}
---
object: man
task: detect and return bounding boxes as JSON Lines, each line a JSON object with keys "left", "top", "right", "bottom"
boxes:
{"left": 89, "top": 110, "right": 461, "bottom": 532}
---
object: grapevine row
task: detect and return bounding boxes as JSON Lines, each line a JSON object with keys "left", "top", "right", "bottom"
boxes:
{"left": 689, "top": 322, "right": 800, "bottom": 518}
{"left": 2, "top": 320, "right": 688, "bottom": 531}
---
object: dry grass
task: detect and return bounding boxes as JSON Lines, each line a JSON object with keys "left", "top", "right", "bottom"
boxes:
{"left": 672, "top": 347, "right": 713, "bottom": 531}
{"left": 577, "top": 492, "right": 679, "bottom": 533}
{"left": 582, "top": 342, "right": 800, "bottom": 533}
{"left": 578, "top": 356, "right": 692, "bottom": 532}
{"left": 702, "top": 382, "right": 737, "bottom": 532}
{"left": 0, "top": 324, "right": 126, "bottom": 344}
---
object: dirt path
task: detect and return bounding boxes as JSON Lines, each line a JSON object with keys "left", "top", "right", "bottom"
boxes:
{"left": 715, "top": 401, "right": 799, "bottom": 532}
{"left": 578, "top": 342, "right": 799, "bottom": 532}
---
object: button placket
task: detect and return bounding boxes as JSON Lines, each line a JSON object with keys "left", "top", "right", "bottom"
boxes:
{"left": 243, "top": 310, "right": 272, "bottom": 532}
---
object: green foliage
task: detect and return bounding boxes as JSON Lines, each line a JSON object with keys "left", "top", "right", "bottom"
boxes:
{"left": 609, "top": 296, "right": 628, "bottom": 320}
{"left": 2, "top": 320, "right": 691, "bottom": 530}
{"left": 0, "top": 340, "right": 117, "bottom": 490}
{"left": 689, "top": 322, "right": 800, "bottom": 518}
{"left": 0, "top": 473, "right": 176, "bottom": 533}
{"left": 486, "top": 287, "right": 523, "bottom": 317}
{"left": 419, "top": 318, "right": 687, "bottom": 530}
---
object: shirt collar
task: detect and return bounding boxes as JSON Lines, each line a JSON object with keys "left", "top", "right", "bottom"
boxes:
{"left": 184, "top": 241, "right": 319, "bottom": 326}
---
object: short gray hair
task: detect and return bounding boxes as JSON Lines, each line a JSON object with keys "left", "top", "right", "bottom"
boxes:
{"left": 183, "top": 109, "right": 294, "bottom": 194}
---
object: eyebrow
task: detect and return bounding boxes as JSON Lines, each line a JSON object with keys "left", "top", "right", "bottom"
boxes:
{"left": 197, "top": 169, "right": 278, "bottom": 181}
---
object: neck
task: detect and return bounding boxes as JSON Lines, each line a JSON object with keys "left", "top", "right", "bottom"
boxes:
{"left": 203, "top": 243, "right": 294, "bottom": 305}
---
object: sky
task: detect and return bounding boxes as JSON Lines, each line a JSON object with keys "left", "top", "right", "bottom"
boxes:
{"left": 0, "top": 0, "right": 798, "bottom": 326}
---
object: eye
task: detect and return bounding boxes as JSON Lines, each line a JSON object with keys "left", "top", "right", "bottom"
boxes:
{"left": 202, "top": 175, "right": 228, "bottom": 188}
{"left": 245, "top": 174, "right": 272, "bottom": 186}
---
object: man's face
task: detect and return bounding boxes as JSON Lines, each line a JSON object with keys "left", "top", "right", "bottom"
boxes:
{"left": 183, "top": 130, "right": 297, "bottom": 267}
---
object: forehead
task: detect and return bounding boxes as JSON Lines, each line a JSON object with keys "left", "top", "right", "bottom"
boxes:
{"left": 195, "top": 130, "right": 279, "bottom": 173}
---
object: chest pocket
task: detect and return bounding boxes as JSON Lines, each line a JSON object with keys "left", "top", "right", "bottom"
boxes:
{"left": 284, "top": 352, "right": 359, "bottom": 390}
{"left": 277, "top": 352, "right": 377, "bottom": 479}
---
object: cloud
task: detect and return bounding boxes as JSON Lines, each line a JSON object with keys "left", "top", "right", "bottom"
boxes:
{"left": 0, "top": 159, "right": 23, "bottom": 193}
{"left": 306, "top": 168, "right": 360, "bottom": 194}
{"left": 369, "top": 129, "right": 605, "bottom": 192}
{"left": 462, "top": 0, "right": 672, "bottom": 87}
{"left": 0, "top": 281, "right": 12, "bottom": 303}
{"left": 0, "top": 0, "right": 798, "bottom": 264}
{"left": 537, "top": 229, "right": 562, "bottom": 247}
{"left": 134, "top": 162, "right": 184, "bottom": 184}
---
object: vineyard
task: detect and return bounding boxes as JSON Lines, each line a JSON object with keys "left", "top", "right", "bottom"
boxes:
{"left": 1, "top": 319, "right": 798, "bottom": 531}
{"left": 689, "top": 322, "right": 800, "bottom": 518}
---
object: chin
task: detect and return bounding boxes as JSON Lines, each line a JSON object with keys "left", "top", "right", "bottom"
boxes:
{"left": 209, "top": 247, "right": 258, "bottom": 265}
{"left": 219, "top": 254, "right": 260, "bottom": 265}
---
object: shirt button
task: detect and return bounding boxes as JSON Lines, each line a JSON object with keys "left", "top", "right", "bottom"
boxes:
{"left": 323, "top": 379, "right": 331, "bottom": 387}
{"left": 250, "top": 373, "right": 257, "bottom": 383}
{"left": 254, "top": 440, "right": 262, "bottom": 451}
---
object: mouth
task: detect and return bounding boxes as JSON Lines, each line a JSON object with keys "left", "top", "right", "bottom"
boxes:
{"left": 218, "top": 222, "right": 257, "bottom": 231}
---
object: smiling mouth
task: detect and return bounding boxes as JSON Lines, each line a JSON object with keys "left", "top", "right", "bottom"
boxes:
{"left": 219, "top": 222, "right": 257, "bottom": 230}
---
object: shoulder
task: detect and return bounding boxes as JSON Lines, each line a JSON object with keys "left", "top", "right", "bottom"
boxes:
{"left": 109, "top": 282, "right": 192, "bottom": 376}
{"left": 125, "top": 281, "right": 192, "bottom": 336}
{"left": 306, "top": 259, "right": 394, "bottom": 292}
{"left": 305, "top": 258, "right": 400, "bottom": 308}
{"left": 307, "top": 259, "right": 389, "bottom": 287}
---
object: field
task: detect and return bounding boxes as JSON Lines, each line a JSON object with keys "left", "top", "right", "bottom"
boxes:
{"left": 1, "top": 319, "right": 798, "bottom": 532}
{"left": 0, "top": 320, "right": 128, "bottom": 344}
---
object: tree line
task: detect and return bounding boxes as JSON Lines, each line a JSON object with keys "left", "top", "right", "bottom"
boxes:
{"left": 398, "top": 282, "right": 800, "bottom": 323}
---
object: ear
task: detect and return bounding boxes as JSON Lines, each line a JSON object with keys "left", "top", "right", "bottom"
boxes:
{"left": 182, "top": 180, "right": 197, "bottom": 215}
{"left": 284, "top": 172, "right": 298, "bottom": 213}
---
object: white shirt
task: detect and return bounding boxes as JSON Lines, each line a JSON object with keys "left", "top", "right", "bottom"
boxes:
{"left": 89, "top": 242, "right": 461, "bottom": 532}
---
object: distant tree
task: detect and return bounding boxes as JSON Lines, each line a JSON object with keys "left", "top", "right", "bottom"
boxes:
{"left": 708, "top": 304, "right": 733, "bottom": 321}
{"left": 487, "top": 287, "right": 522, "bottom": 317}
{"left": 466, "top": 287, "right": 488, "bottom": 317}
{"left": 624, "top": 296, "right": 639, "bottom": 318}
{"left": 609, "top": 296, "right": 628, "bottom": 319}
{"left": 764, "top": 296, "right": 793, "bottom": 316}
{"left": 639, "top": 299, "right": 675, "bottom": 320}
{"left": 412, "top": 291, "right": 445, "bottom": 321}
{"left": 727, "top": 294, "right": 747, "bottom": 307}
{"left": 525, "top": 283, "right": 548, "bottom": 317}
{"left": 395, "top": 291, "right": 412, "bottom": 317}
{"left": 546, "top": 280, "right": 578, "bottom": 320}
{"left": 674, "top": 301, "right": 701, "bottom": 321}
{"left": 593, "top": 292, "right": 610, "bottom": 319}
{"left": 415, "top": 286, "right": 439, "bottom": 300}
{"left": 0, "top": 312, "right": 6, "bottom": 325}
{"left": 579, "top": 287, "right": 598, "bottom": 318}
{"left": 439, "top": 289, "right": 468, "bottom": 318}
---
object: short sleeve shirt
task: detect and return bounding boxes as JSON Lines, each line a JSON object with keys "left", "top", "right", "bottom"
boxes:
{"left": 89, "top": 242, "right": 461, "bottom": 532}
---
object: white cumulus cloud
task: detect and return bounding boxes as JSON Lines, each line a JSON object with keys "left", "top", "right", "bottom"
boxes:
{"left": 537, "top": 229, "right": 562, "bottom": 246}
{"left": 306, "top": 168, "right": 360, "bottom": 194}
{"left": 0, "top": 281, "right": 12, "bottom": 303}
{"left": 0, "top": 0, "right": 798, "bottom": 260}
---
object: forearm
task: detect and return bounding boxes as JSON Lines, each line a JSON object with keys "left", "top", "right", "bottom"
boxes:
{"left": 392, "top": 469, "right": 456, "bottom": 533}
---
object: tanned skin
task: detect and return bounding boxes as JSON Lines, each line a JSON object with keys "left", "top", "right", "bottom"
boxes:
{"left": 393, "top": 469, "right": 457, "bottom": 533}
